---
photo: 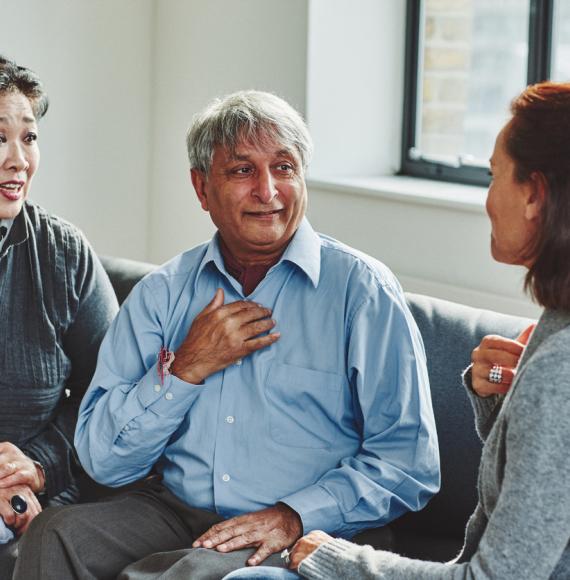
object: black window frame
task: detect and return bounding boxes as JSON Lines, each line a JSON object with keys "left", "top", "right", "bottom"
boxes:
{"left": 400, "top": 0, "right": 555, "bottom": 186}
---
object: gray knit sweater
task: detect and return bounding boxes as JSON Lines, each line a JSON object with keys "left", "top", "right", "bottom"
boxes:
{"left": 0, "top": 202, "right": 118, "bottom": 502}
{"left": 300, "top": 308, "right": 570, "bottom": 579}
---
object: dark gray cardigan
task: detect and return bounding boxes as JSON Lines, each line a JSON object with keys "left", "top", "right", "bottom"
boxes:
{"left": 0, "top": 202, "right": 118, "bottom": 503}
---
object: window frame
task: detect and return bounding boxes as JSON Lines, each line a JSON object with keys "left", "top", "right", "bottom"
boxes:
{"left": 400, "top": 0, "right": 554, "bottom": 186}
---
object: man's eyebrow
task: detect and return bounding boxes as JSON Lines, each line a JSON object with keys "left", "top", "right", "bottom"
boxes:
{"left": 230, "top": 153, "right": 252, "bottom": 161}
{"left": 276, "top": 149, "right": 296, "bottom": 159}
{"left": 0, "top": 116, "right": 36, "bottom": 124}
{"left": 228, "top": 148, "right": 296, "bottom": 162}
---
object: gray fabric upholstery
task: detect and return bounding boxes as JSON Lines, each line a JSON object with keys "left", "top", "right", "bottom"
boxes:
{"left": 99, "top": 257, "right": 534, "bottom": 563}
{"left": 99, "top": 255, "right": 156, "bottom": 305}
{"left": 386, "top": 294, "right": 532, "bottom": 561}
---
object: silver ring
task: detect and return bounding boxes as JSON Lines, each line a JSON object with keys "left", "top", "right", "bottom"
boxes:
{"left": 6, "top": 462, "right": 16, "bottom": 472}
{"left": 488, "top": 364, "right": 503, "bottom": 384}
{"left": 280, "top": 548, "right": 291, "bottom": 565}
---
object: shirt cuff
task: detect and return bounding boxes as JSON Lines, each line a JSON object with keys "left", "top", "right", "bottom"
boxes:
{"left": 136, "top": 362, "right": 202, "bottom": 417}
{"left": 280, "top": 484, "right": 344, "bottom": 534}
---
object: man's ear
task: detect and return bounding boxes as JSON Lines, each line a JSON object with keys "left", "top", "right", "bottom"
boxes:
{"left": 191, "top": 168, "right": 209, "bottom": 212}
{"left": 525, "top": 171, "right": 547, "bottom": 221}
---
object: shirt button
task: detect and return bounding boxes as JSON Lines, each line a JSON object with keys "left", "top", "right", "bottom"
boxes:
{"left": 226, "top": 416, "right": 235, "bottom": 424}
{"left": 124, "top": 425, "right": 130, "bottom": 431}
{"left": 235, "top": 359, "right": 242, "bottom": 366}
{"left": 154, "top": 385, "right": 161, "bottom": 393}
{"left": 222, "top": 474, "right": 231, "bottom": 482}
{"left": 165, "top": 392, "right": 174, "bottom": 401}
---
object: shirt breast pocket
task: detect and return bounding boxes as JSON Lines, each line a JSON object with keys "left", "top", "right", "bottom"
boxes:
{"left": 266, "top": 362, "right": 343, "bottom": 449}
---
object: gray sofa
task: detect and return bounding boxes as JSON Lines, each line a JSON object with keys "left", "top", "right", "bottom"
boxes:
{"left": 98, "top": 256, "right": 533, "bottom": 564}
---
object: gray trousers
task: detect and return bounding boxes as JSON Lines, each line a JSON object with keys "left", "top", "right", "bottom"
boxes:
{"left": 12, "top": 481, "right": 286, "bottom": 580}
{"left": 0, "top": 540, "right": 17, "bottom": 580}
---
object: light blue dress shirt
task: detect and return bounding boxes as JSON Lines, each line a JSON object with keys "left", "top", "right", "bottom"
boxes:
{"left": 75, "top": 219, "right": 440, "bottom": 538}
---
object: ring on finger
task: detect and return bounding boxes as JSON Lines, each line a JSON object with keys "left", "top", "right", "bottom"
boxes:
{"left": 10, "top": 494, "right": 28, "bottom": 515}
{"left": 488, "top": 364, "right": 503, "bottom": 384}
{"left": 280, "top": 548, "right": 291, "bottom": 565}
{"left": 6, "top": 462, "right": 16, "bottom": 472}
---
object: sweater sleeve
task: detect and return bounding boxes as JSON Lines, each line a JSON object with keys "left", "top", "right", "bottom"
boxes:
{"left": 300, "top": 342, "right": 570, "bottom": 580}
{"left": 22, "top": 238, "right": 118, "bottom": 499}
{"left": 461, "top": 364, "right": 504, "bottom": 442}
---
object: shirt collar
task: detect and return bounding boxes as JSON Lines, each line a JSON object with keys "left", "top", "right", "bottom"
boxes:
{"left": 193, "top": 233, "right": 227, "bottom": 292}
{"left": 194, "top": 217, "right": 321, "bottom": 291}
{"left": 0, "top": 218, "right": 13, "bottom": 252}
{"left": 0, "top": 205, "right": 28, "bottom": 257}
{"left": 279, "top": 218, "right": 321, "bottom": 288}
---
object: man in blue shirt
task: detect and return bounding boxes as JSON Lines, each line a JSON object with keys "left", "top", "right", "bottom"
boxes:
{"left": 14, "top": 91, "right": 439, "bottom": 580}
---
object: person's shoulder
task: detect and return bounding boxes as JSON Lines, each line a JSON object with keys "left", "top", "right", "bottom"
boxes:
{"left": 25, "top": 202, "right": 87, "bottom": 244}
{"left": 528, "top": 313, "right": 570, "bottom": 368}
{"left": 515, "top": 313, "right": 570, "bottom": 405}
{"left": 318, "top": 232, "right": 401, "bottom": 292}
{"left": 139, "top": 240, "right": 210, "bottom": 292}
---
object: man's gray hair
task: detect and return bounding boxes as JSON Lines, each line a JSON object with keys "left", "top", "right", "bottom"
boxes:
{"left": 187, "top": 90, "right": 313, "bottom": 174}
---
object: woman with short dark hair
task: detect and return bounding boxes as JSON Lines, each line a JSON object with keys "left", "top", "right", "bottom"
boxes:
{"left": 224, "top": 82, "right": 570, "bottom": 579}
{"left": 0, "top": 55, "right": 118, "bottom": 578}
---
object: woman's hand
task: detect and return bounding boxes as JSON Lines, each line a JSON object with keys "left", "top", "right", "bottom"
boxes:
{"left": 0, "top": 484, "right": 42, "bottom": 535}
{"left": 289, "top": 530, "right": 334, "bottom": 571}
{"left": 0, "top": 442, "right": 45, "bottom": 493}
{"left": 471, "top": 324, "right": 535, "bottom": 397}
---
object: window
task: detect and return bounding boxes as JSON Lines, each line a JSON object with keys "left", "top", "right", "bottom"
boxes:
{"left": 402, "top": 0, "right": 560, "bottom": 186}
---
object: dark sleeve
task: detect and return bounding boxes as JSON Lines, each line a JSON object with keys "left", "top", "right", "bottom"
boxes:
{"left": 22, "top": 238, "right": 119, "bottom": 499}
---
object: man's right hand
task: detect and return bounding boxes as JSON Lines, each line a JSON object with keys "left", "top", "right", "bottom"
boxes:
{"left": 170, "top": 288, "right": 280, "bottom": 384}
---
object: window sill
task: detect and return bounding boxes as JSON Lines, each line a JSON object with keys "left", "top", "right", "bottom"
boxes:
{"left": 307, "top": 174, "right": 488, "bottom": 215}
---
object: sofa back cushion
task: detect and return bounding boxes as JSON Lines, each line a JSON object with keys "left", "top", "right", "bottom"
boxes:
{"left": 399, "top": 292, "right": 533, "bottom": 539}
{"left": 99, "top": 255, "right": 156, "bottom": 304}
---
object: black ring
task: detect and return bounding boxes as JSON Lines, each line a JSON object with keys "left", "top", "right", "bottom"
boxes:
{"left": 10, "top": 494, "right": 28, "bottom": 515}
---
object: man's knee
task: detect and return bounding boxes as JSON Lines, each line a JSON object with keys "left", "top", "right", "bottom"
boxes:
{"left": 21, "top": 504, "right": 86, "bottom": 548}
{"left": 120, "top": 547, "right": 256, "bottom": 580}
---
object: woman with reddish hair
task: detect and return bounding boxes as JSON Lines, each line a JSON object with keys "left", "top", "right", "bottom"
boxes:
{"left": 224, "top": 83, "right": 570, "bottom": 579}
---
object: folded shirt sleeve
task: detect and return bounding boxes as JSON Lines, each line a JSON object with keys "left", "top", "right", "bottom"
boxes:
{"left": 282, "top": 281, "right": 441, "bottom": 537}
{"left": 74, "top": 276, "right": 202, "bottom": 487}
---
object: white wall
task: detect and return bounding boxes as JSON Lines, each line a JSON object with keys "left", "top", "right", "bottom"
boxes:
{"left": 147, "top": 0, "right": 309, "bottom": 264}
{"left": 304, "top": 0, "right": 539, "bottom": 317}
{"left": 2, "top": 0, "right": 540, "bottom": 316}
{"left": 307, "top": 0, "right": 405, "bottom": 177}
{"left": 306, "top": 181, "right": 538, "bottom": 317}
{"left": 1, "top": 0, "right": 154, "bottom": 260}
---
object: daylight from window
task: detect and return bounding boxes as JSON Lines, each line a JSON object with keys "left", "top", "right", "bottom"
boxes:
{"left": 552, "top": 0, "right": 570, "bottom": 80}
{"left": 416, "top": 0, "right": 529, "bottom": 166}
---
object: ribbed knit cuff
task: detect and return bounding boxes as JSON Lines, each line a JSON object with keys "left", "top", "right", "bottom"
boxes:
{"left": 462, "top": 364, "right": 502, "bottom": 418}
{"left": 22, "top": 440, "right": 70, "bottom": 500}
{"left": 298, "top": 538, "right": 354, "bottom": 579}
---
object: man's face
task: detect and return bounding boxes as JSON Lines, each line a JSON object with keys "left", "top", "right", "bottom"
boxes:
{"left": 192, "top": 137, "right": 307, "bottom": 263}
